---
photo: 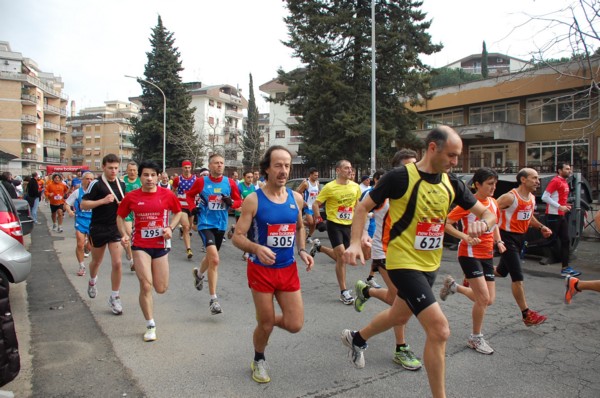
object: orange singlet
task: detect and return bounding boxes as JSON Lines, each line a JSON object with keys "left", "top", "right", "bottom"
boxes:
{"left": 498, "top": 188, "right": 535, "bottom": 234}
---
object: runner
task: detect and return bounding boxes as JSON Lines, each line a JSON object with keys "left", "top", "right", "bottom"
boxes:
{"left": 341, "top": 126, "right": 495, "bottom": 398}
{"left": 65, "top": 171, "right": 94, "bottom": 276}
{"left": 172, "top": 160, "right": 196, "bottom": 259}
{"left": 123, "top": 161, "right": 142, "bottom": 271}
{"left": 158, "top": 172, "right": 172, "bottom": 190}
{"left": 186, "top": 153, "right": 242, "bottom": 314}
{"left": 352, "top": 168, "right": 422, "bottom": 371}
{"left": 312, "top": 159, "right": 361, "bottom": 304}
{"left": 117, "top": 160, "right": 182, "bottom": 341}
{"left": 81, "top": 154, "right": 127, "bottom": 315}
{"left": 226, "top": 171, "right": 255, "bottom": 254}
{"left": 45, "top": 173, "right": 69, "bottom": 232}
{"left": 495, "top": 168, "right": 552, "bottom": 326}
{"left": 296, "top": 167, "right": 320, "bottom": 242}
{"left": 232, "top": 145, "right": 314, "bottom": 383}
{"left": 541, "top": 162, "right": 581, "bottom": 277}
{"left": 440, "top": 167, "right": 505, "bottom": 355}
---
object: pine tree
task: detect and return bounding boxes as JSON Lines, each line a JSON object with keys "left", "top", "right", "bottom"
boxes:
{"left": 241, "top": 74, "right": 262, "bottom": 170}
{"left": 278, "top": 0, "right": 441, "bottom": 167}
{"left": 481, "top": 40, "right": 489, "bottom": 78}
{"left": 131, "top": 15, "right": 197, "bottom": 169}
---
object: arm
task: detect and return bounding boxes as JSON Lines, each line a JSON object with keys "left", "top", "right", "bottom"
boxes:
{"left": 342, "top": 195, "right": 374, "bottom": 266}
{"left": 465, "top": 202, "right": 496, "bottom": 238}
{"left": 445, "top": 215, "right": 481, "bottom": 246}
{"left": 293, "top": 191, "right": 314, "bottom": 271}
{"left": 116, "top": 215, "right": 129, "bottom": 247}
{"left": 530, "top": 215, "right": 552, "bottom": 238}
{"left": 163, "top": 211, "right": 183, "bottom": 240}
{"left": 81, "top": 195, "right": 115, "bottom": 210}
{"left": 185, "top": 179, "right": 203, "bottom": 210}
{"left": 541, "top": 190, "right": 570, "bottom": 213}
{"left": 296, "top": 180, "right": 308, "bottom": 195}
{"left": 493, "top": 224, "right": 506, "bottom": 253}
{"left": 312, "top": 200, "right": 322, "bottom": 221}
{"left": 228, "top": 179, "right": 243, "bottom": 209}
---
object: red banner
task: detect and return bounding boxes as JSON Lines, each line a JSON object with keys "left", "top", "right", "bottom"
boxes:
{"left": 45, "top": 165, "right": 90, "bottom": 174}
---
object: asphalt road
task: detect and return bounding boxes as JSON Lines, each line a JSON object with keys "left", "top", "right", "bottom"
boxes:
{"left": 3, "top": 204, "right": 600, "bottom": 397}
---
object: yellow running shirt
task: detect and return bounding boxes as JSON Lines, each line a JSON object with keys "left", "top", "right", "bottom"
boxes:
{"left": 316, "top": 180, "right": 361, "bottom": 226}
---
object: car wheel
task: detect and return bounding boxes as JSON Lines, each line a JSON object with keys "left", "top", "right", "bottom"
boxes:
{"left": 0, "top": 269, "right": 9, "bottom": 293}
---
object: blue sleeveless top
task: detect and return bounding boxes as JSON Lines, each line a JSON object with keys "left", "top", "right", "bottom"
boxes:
{"left": 197, "top": 176, "right": 232, "bottom": 231}
{"left": 249, "top": 188, "right": 299, "bottom": 268}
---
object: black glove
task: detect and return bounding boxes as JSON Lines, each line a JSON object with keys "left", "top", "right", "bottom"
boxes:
{"left": 221, "top": 194, "right": 233, "bottom": 207}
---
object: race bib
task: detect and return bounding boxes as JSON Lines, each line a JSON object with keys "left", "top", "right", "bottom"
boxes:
{"left": 208, "top": 195, "right": 225, "bottom": 210}
{"left": 414, "top": 222, "right": 444, "bottom": 251}
{"left": 517, "top": 210, "right": 532, "bottom": 221}
{"left": 266, "top": 224, "right": 296, "bottom": 248}
{"left": 54, "top": 195, "right": 62, "bottom": 200}
{"left": 337, "top": 206, "right": 353, "bottom": 221}
{"left": 141, "top": 227, "right": 163, "bottom": 239}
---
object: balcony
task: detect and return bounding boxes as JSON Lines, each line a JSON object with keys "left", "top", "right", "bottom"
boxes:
{"left": 20, "top": 153, "right": 38, "bottom": 160}
{"left": 121, "top": 142, "right": 135, "bottom": 149}
{"left": 71, "top": 154, "right": 84, "bottom": 161}
{"left": 71, "top": 130, "right": 83, "bottom": 137}
{"left": 225, "top": 109, "right": 243, "bottom": 119}
{"left": 219, "top": 92, "right": 242, "bottom": 104}
{"left": 44, "top": 157, "right": 66, "bottom": 164}
{"left": 21, "top": 114, "right": 37, "bottom": 124}
{"left": 412, "top": 122, "right": 526, "bottom": 142}
{"left": 71, "top": 142, "right": 84, "bottom": 149}
{"left": 44, "top": 140, "right": 67, "bottom": 149}
{"left": 0, "top": 71, "right": 68, "bottom": 100}
{"left": 43, "top": 121, "right": 67, "bottom": 133}
{"left": 21, "top": 93, "right": 37, "bottom": 105}
{"left": 43, "top": 103, "right": 66, "bottom": 116}
{"left": 21, "top": 134, "right": 37, "bottom": 143}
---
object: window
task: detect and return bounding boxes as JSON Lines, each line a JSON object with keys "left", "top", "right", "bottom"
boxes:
{"left": 526, "top": 139, "right": 589, "bottom": 172}
{"left": 290, "top": 129, "right": 302, "bottom": 143}
{"left": 94, "top": 159, "right": 101, "bottom": 170}
{"left": 422, "top": 109, "right": 463, "bottom": 129}
{"left": 209, "top": 99, "right": 214, "bottom": 107}
{"left": 208, "top": 116, "right": 215, "bottom": 126}
{"left": 526, "top": 93, "right": 590, "bottom": 124}
{"left": 217, "top": 102, "right": 222, "bottom": 109}
{"left": 85, "top": 136, "right": 92, "bottom": 143}
{"left": 94, "top": 125, "right": 101, "bottom": 132}
{"left": 275, "top": 130, "right": 285, "bottom": 139}
{"left": 275, "top": 92, "right": 285, "bottom": 101}
{"left": 225, "top": 149, "right": 237, "bottom": 160}
{"left": 469, "top": 102, "right": 519, "bottom": 124}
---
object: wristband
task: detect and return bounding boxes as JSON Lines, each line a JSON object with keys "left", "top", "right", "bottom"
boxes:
{"left": 480, "top": 219, "right": 490, "bottom": 232}
{"left": 496, "top": 240, "right": 505, "bottom": 245}
{"left": 298, "top": 248, "right": 308, "bottom": 256}
{"left": 539, "top": 225, "right": 545, "bottom": 230}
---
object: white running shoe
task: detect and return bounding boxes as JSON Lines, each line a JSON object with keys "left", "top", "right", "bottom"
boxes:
{"left": 341, "top": 329, "right": 366, "bottom": 369}
{"left": 144, "top": 326, "right": 157, "bottom": 342}
{"left": 108, "top": 295, "right": 123, "bottom": 315}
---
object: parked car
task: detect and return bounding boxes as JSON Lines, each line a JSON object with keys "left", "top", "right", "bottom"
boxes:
{"left": 12, "top": 199, "right": 33, "bottom": 236}
{"left": 0, "top": 184, "right": 32, "bottom": 286}
{"left": 285, "top": 178, "right": 333, "bottom": 222}
{"left": 446, "top": 172, "right": 593, "bottom": 264}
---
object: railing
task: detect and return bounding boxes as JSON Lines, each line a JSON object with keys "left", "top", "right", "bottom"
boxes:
{"left": 20, "top": 153, "right": 38, "bottom": 160}
{"left": 43, "top": 121, "right": 67, "bottom": 133}
{"left": 71, "top": 154, "right": 84, "bottom": 160}
{"left": 21, "top": 114, "right": 37, "bottom": 123}
{"left": 21, "top": 93, "right": 37, "bottom": 104}
{"left": 44, "top": 157, "right": 67, "bottom": 164}
{"left": 71, "top": 142, "right": 84, "bottom": 148}
{"left": 71, "top": 130, "right": 83, "bottom": 137}
{"left": 0, "top": 71, "right": 68, "bottom": 100}
{"left": 225, "top": 109, "right": 243, "bottom": 118}
{"left": 43, "top": 140, "right": 67, "bottom": 148}
{"left": 43, "top": 103, "right": 67, "bottom": 116}
{"left": 21, "top": 134, "right": 37, "bottom": 143}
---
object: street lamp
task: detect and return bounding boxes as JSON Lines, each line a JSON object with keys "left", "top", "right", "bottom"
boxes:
{"left": 125, "top": 75, "right": 167, "bottom": 173}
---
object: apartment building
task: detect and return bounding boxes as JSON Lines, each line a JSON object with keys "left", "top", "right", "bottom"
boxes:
{"left": 185, "top": 82, "right": 247, "bottom": 168}
{"left": 0, "top": 41, "right": 68, "bottom": 176}
{"left": 67, "top": 101, "right": 139, "bottom": 174}
{"left": 444, "top": 53, "right": 531, "bottom": 76}
{"left": 259, "top": 78, "right": 304, "bottom": 164}
{"left": 410, "top": 58, "right": 599, "bottom": 189}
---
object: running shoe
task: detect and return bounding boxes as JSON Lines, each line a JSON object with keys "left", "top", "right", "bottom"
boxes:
{"left": 306, "top": 237, "right": 313, "bottom": 245}
{"left": 144, "top": 326, "right": 157, "bottom": 342}
{"left": 209, "top": 298, "right": 222, "bottom": 315}
{"left": 251, "top": 359, "right": 270, "bottom": 383}
{"left": 393, "top": 345, "right": 422, "bottom": 370}
{"left": 52, "top": 224, "right": 57, "bottom": 231}
{"left": 309, "top": 239, "right": 321, "bottom": 257}
{"left": 366, "top": 278, "right": 381, "bottom": 289}
{"left": 84, "top": 251, "right": 90, "bottom": 258}
{"left": 439, "top": 275, "right": 456, "bottom": 301}
{"left": 354, "top": 280, "right": 369, "bottom": 312}
{"left": 560, "top": 266, "right": 582, "bottom": 277}
{"left": 226, "top": 227, "right": 234, "bottom": 240}
{"left": 340, "top": 290, "right": 354, "bottom": 305}
{"left": 565, "top": 275, "right": 580, "bottom": 304}
{"left": 57, "top": 226, "right": 63, "bottom": 233}
{"left": 193, "top": 268, "right": 204, "bottom": 291}
{"left": 108, "top": 295, "right": 123, "bottom": 315}
{"left": 467, "top": 335, "right": 494, "bottom": 355}
{"left": 523, "top": 309, "right": 546, "bottom": 326}
{"left": 77, "top": 265, "right": 86, "bottom": 277}
{"left": 187, "top": 248, "right": 193, "bottom": 259}
{"left": 341, "top": 329, "right": 366, "bottom": 369}
{"left": 87, "top": 281, "right": 97, "bottom": 299}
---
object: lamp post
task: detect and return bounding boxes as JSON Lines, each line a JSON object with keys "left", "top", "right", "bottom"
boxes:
{"left": 370, "top": 0, "right": 377, "bottom": 174}
{"left": 125, "top": 75, "right": 167, "bottom": 173}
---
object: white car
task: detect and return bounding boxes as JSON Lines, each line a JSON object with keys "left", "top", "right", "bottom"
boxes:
{"left": 0, "top": 183, "right": 31, "bottom": 286}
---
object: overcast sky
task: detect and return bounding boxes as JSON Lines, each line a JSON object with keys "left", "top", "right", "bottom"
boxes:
{"left": 0, "top": 0, "right": 574, "bottom": 113}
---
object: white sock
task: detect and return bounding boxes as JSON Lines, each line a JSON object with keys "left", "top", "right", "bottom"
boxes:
{"left": 79, "top": 262, "right": 85, "bottom": 267}
{"left": 210, "top": 294, "right": 217, "bottom": 300}
{"left": 147, "top": 319, "right": 155, "bottom": 328}
{"left": 90, "top": 276, "right": 98, "bottom": 284}
{"left": 111, "top": 291, "right": 120, "bottom": 298}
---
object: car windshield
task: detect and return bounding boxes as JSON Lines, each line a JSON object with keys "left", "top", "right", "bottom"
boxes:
{"left": 0, "top": 185, "right": 12, "bottom": 212}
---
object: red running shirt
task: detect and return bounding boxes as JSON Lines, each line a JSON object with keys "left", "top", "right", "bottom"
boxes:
{"left": 499, "top": 188, "right": 535, "bottom": 234}
{"left": 447, "top": 197, "right": 499, "bottom": 259}
{"left": 117, "top": 187, "right": 182, "bottom": 248}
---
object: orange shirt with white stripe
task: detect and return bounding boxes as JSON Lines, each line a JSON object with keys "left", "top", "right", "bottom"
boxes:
{"left": 498, "top": 188, "right": 535, "bottom": 234}
{"left": 45, "top": 181, "right": 68, "bottom": 206}
{"left": 448, "top": 197, "right": 499, "bottom": 259}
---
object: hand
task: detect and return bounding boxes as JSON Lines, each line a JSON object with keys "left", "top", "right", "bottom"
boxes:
{"left": 540, "top": 226, "right": 552, "bottom": 238}
{"left": 120, "top": 235, "right": 130, "bottom": 248}
{"left": 255, "top": 246, "right": 276, "bottom": 265}
{"left": 299, "top": 250, "right": 314, "bottom": 271}
{"left": 221, "top": 194, "right": 233, "bottom": 207}
{"left": 465, "top": 236, "right": 481, "bottom": 246}
{"left": 467, "top": 220, "right": 488, "bottom": 237}
{"left": 497, "top": 241, "right": 507, "bottom": 254}
{"left": 163, "top": 226, "right": 173, "bottom": 240}
{"left": 104, "top": 194, "right": 115, "bottom": 204}
{"left": 343, "top": 242, "right": 364, "bottom": 266}
{"left": 559, "top": 204, "right": 571, "bottom": 213}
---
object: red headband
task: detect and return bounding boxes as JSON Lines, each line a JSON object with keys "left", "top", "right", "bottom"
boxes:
{"left": 182, "top": 161, "right": 192, "bottom": 167}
